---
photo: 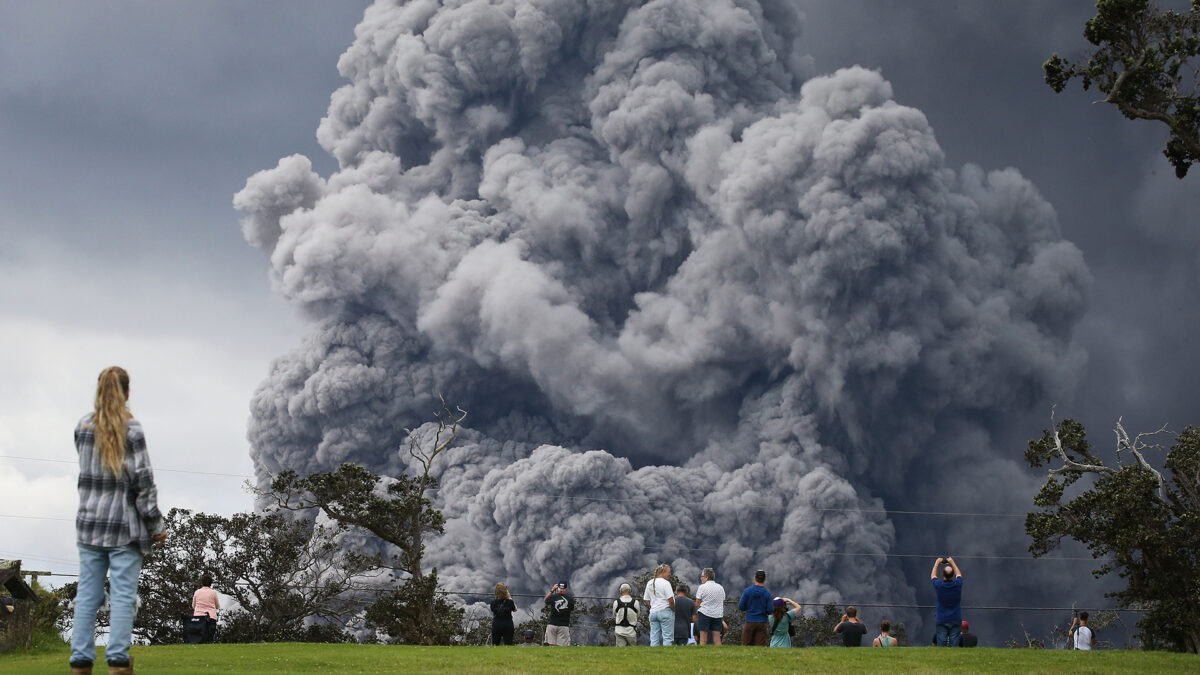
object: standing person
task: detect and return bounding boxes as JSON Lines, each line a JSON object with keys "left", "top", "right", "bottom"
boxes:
{"left": 70, "top": 367, "right": 166, "bottom": 675}
{"left": 543, "top": 581, "right": 575, "bottom": 646}
{"left": 959, "top": 620, "right": 978, "bottom": 647}
{"left": 769, "top": 597, "right": 801, "bottom": 647}
{"left": 834, "top": 606, "right": 868, "bottom": 646}
{"left": 490, "top": 582, "right": 517, "bottom": 645}
{"left": 872, "top": 619, "right": 898, "bottom": 647}
{"left": 643, "top": 564, "right": 676, "bottom": 646}
{"left": 694, "top": 568, "right": 725, "bottom": 645}
{"left": 192, "top": 573, "right": 219, "bottom": 643}
{"left": 611, "top": 583, "right": 641, "bottom": 646}
{"left": 672, "top": 584, "right": 696, "bottom": 645}
{"left": 930, "top": 556, "right": 964, "bottom": 647}
{"left": 737, "top": 570, "right": 773, "bottom": 646}
{"left": 1070, "top": 611, "right": 1095, "bottom": 650}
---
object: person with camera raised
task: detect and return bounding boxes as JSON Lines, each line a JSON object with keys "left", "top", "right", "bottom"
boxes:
{"left": 543, "top": 581, "right": 575, "bottom": 646}
{"left": 930, "top": 556, "right": 963, "bottom": 646}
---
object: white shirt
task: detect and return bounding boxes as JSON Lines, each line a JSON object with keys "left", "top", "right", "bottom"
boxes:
{"left": 643, "top": 577, "right": 673, "bottom": 613}
{"left": 694, "top": 580, "right": 726, "bottom": 618}
{"left": 1074, "top": 625, "right": 1093, "bottom": 650}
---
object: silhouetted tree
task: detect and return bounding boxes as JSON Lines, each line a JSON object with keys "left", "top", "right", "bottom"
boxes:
{"left": 1044, "top": 0, "right": 1200, "bottom": 177}
{"left": 1025, "top": 417, "right": 1200, "bottom": 652}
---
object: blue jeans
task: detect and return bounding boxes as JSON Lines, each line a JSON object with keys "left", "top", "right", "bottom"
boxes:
{"left": 71, "top": 544, "right": 143, "bottom": 665}
{"left": 936, "top": 621, "right": 961, "bottom": 647}
{"left": 649, "top": 608, "right": 675, "bottom": 646}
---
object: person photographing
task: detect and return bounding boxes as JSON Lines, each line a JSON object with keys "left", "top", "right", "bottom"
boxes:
{"left": 930, "top": 556, "right": 963, "bottom": 647}
{"left": 543, "top": 582, "right": 576, "bottom": 646}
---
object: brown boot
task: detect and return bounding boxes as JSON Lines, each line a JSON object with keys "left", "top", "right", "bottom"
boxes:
{"left": 107, "top": 657, "right": 133, "bottom": 675}
{"left": 68, "top": 663, "right": 92, "bottom": 675}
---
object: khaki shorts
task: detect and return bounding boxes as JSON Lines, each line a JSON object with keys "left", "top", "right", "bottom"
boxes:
{"left": 614, "top": 631, "right": 636, "bottom": 646}
{"left": 545, "top": 624, "right": 570, "bottom": 646}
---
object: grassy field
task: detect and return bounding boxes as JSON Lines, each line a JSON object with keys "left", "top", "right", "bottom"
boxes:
{"left": 1, "top": 644, "right": 1196, "bottom": 674}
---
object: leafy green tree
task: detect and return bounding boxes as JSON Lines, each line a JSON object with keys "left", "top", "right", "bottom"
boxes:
{"left": 1024, "top": 418, "right": 1200, "bottom": 652}
{"left": 268, "top": 398, "right": 468, "bottom": 645}
{"left": 1044, "top": 0, "right": 1200, "bottom": 177}
{"left": 137, "top": 508, "right": 374, "bottom": 643}
{"left": 792, "top": 602, "right": 856, "bottom": 647}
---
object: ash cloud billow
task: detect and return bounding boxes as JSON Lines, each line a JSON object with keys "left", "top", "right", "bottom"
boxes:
{"left": 236, "top": 0, "right": 1091, "bottom": 632}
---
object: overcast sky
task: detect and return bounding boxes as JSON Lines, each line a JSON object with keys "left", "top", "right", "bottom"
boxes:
{"left": 2, "top": 0, "right": 1196, "bottom": 631}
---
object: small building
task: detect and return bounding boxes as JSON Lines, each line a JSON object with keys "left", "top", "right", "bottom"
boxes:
{"left": 0, "top": 560, "right": 40, "bottom": 653}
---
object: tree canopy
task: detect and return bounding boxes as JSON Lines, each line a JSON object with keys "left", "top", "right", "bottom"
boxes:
{"left": 1024, "top": 418, "right": 1200, "bottom": 652}
{"left": 1044, "top": 0, "right": 1200, "bottom": 177}
{"left": 136, "top": 508, "right": 374, "bottom": 643}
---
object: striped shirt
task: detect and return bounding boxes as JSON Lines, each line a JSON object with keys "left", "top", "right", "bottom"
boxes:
{"left": 75, "top": 412, "right": 164, "bottom": 554}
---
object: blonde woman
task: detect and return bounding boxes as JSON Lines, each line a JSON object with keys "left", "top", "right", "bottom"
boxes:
{"left": 490, "top": 582, "right": 517, "bottom": 645}
{"left": 69, "top": 367, "right": 165, "bottom": 675}
{"left": 642, "top": 564, "right": 676, "bottom": 646}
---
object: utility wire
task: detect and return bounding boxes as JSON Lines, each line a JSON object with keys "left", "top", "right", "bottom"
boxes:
{"left": 0, "top": 455, "right": 252, "bottom": 479}
{"left": 0, "top": 456, "right": 1037, "bottom": 519}
{"left": 1, "top": 568, "right": 1144, "bottom": 614}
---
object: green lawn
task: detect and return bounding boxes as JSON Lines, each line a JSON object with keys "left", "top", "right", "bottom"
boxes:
{"left": 1, "top": 644, "right": 1194, "bottom": 674}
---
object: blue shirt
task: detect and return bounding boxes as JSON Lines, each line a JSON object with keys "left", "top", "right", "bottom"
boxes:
{"left": 932, "top": 577, "right": 963, "bottom": 623}
{"left": 737, "top": 585, "right": 773, "bottom": 623}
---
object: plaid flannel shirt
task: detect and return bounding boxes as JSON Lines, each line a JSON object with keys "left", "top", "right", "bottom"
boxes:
{"left": 75, "top": 412, "right": 164, "bottom": 554}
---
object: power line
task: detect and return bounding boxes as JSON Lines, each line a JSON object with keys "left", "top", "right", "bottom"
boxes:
{"left": 0, "top": 455, "right": 1047, "bottom": 520}
{"left": 0, "top": 455, "right": 252, "bottom": 479}
{"left": 0, "top": 514, "right": 73, "bottom": 522}
{"left": 0, "top": 535, "right": 1098, "bottom": 564}
{"left": 0, "top": 562, "right": 1142, "bottom": 614}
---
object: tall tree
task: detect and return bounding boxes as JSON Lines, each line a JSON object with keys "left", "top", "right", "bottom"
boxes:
{"left": 268, "top": 397, "right": 468, "bottom": 645}
{"left": 1044, "top": 0, "right": 1200, "bottom": 177}
{"left": 1024, "top": 417, "right": 1200, "bottom": 652}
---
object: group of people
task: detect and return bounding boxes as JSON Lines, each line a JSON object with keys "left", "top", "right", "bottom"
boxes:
{"left": 491, "top": 556, "right": 1000, "bottom": 648}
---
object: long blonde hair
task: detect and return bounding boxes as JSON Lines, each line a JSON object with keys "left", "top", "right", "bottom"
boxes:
{"left": 494, "top": 582, "right": 509, "bottom": 600}
{"left": 93, "top": 366, "right": 131, "bottom": 477}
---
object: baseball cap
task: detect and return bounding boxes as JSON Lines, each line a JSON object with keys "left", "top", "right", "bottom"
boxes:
{"left": 773, "top": 597, "right": 785, "bottom": 608}
{"left": 524, "top": 629, "right": 535, "bottom": 638}
{"left": 962, "top": 620, "right": 969, "bottom": 630}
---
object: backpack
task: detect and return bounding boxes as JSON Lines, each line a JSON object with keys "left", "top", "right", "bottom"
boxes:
{"left": 614, "top": 597, "right": 637, "bottom": 628}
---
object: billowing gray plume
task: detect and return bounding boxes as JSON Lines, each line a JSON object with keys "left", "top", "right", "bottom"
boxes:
{"left": 236, "top": 0, "right": 1090, "bottom": 632}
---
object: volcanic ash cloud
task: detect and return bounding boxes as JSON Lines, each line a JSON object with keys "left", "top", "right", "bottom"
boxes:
{"left": 235, "top": 0, "right": 1090, "bottom": 609}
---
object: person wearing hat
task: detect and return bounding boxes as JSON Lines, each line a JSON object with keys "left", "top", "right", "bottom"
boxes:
{"left": 518, "top": 629, "right": 540, "bottom": 646}
{"left": 543, "top": 581, "right": 576, "bottom": 646}
{"left": 769, "top": 597, "right": 801, "bottom": 647}
{"left": 959, "top": 620, "right": 978, "bottom": 647}
{"left": 612, "top": 583, "right": 641, "bottom": 646}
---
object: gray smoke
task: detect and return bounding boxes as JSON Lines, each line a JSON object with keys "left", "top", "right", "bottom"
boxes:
{"left": 236, "top": 0, "right": 1090, "bottom": 633}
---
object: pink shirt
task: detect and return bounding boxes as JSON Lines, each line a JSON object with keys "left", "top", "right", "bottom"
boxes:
{"left": 193, "top": 586, "right": 219, "bottom": 619}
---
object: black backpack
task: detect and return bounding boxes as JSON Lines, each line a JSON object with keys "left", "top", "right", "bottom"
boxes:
{"left": 614, "top": 597, "right": 637, "bottom": 627}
